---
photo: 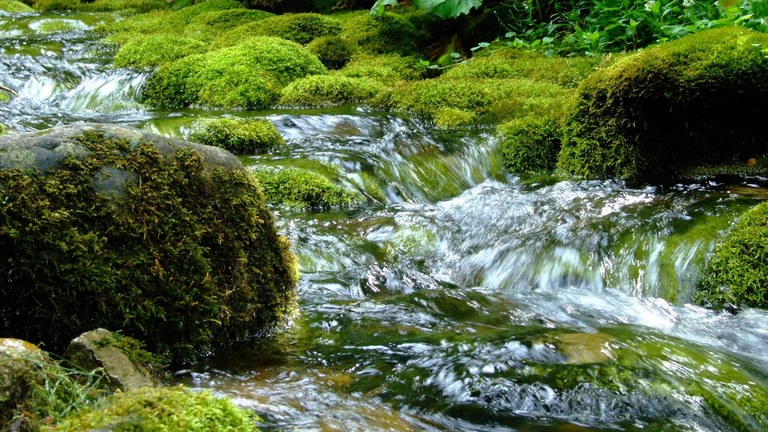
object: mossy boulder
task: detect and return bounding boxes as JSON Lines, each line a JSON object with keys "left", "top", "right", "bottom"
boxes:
{"left": 215, "top": 13, "right": 341, "bottom": 47}
{"left": 306, "top": 35, "right": 355, "bottom": 70}
{"left": 558, "top": 27, "right": 768, "bottom": 180}
{"left": 31, "top": 18, "right": 89, "bottom": 34}
{"left": 253, "top": 165, "right": 358, "bottom": 209}
{"left": 0, "top": 0, "right": 34, "bottom": 12}
{"left": 48, "top": 386, "right": 261, "bottom": 431}
{"left": 113, "top": 34, "right": 206, "bottom": 68}
{"left": 339, "top": 12, "right": 424, "bottom": 56}
{"left": 696, "top": 200, "right": 768, "bottom": 309}
{"left": 188, "top": 8, "right": 274, "bottom": 31}
{"left": 338, "top": 53, "right": 424, "bottom": 82}
{"left": 188, "top": 117, "right": 284, "bottom": 155}
{"left": 142, "top": 37, "right": 325, "bottom": 109}
{"left": 383, "top": 77, "right": 570, "bottom": 127}
{"left": 78, "top": 0, "right": 168, "bottom": 13}
{"left": 279, "top": 74, "right": 385, "bottom": 107}
{"left": 32, "top": 0, "right": 79, "bottom": 11}
{"left": 497, "top": 116, "right": 562, "bottom": 177}
{"left": 0, "top": 339, "right": 48, "bottom": 431}
{"left": 0, "top": 123, "right": 297, "bottom": 363}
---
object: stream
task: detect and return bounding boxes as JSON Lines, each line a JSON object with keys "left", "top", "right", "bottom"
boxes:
{"left": 2, "top": 10, "right": 768, "bottom": 432}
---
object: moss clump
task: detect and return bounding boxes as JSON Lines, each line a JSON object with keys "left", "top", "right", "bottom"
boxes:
{"left": 78, "top": 0, "right": 167, "bottom": 12}
{"left": 497, "top": 116, "right": 562, "bottom": 177}
{"left": 0, "top": 0, "right": 33, "bottom": 12}
{"left": 173, "top": 0, "right": 243, "bottom": 23}
{"left": 99, "top": 10, "right": 181, "bottom": 37}
{"left": 188, "top": 117, "right": 284, "bottom": 155}
{"left": 217, "top": 13, "right": 342, "bottom": 47}
{"left": 142, "top": 37, "right": 325, "bottom": 109}
{"left": 696, "top": 201, "right": 768, "bottom": 309}
{"left": 338, "top": 53, "right": 424, "bottom": 82}
{"left": 558, "top": 27, "right": 768, "bottom": 180}
{"left": 279, "top": 74, "right": 385, "bottom": 107}
{"left": 0, "top": 125, "right": 7, "bottom": 135}
{"left": 253, "top": 165, "right": 358, "bottom": 209}
{"left": 113, "top": 34, "right": 206, "bottom": 68}
{"left": 339, "top": 12, "right": 424, "bottom": 56}
{"left": 306, "top": 35, "right": 355, "bottom": 70}
{"left": 188, "top": 8, "right": 273, "bottom": 31}
{"left": 32, "top": 0, "right": 79, "bottom": 11}
{"left": 445, "top": 49, "right": 599, "bottom": 87}
{"left": 0, "top": 125, "right": 297, "bottom": 363}
{"left": 383, "top": 77, "right": 570, "bottom": 127}
{"left": 49, "top": 387, "right": 261, "bottom": 432}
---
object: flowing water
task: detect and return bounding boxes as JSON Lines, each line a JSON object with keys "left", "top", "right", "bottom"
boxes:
{"left": 3, "top": 10, "right": 768, "bottom": 432}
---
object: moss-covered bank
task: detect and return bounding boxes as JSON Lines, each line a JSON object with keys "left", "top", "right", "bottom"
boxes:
{"left": 558, "top": 27, "right": 768, "bottom": 180}
{"left": 0, "top": 124, "right": 297, "bottom": 363}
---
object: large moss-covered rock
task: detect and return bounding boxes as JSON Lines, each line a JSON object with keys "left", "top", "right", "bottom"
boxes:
{"left": 339, "top": 12, "right": 424, "bottom": 56}
{"left": 0, "top": 0, "right": 34, "bottom": 12}
{"left": 215, "top": 13, "right": 341, "bottom": 47}
{"left": 558, "top": 27, "right": 768, "bottom": 180}
{"left": 0, "top": 123, "right": 298, "bottom": 363}
{"left": 696, "top": 200, "right": 768, "bottom": 309}
{"left": 497, "top": 116, "right": 562, "bottom": 177}
{"left": 142, "top": 37, "right": 325, "bottom": 109}
{"left": 113, "top": 34, "right": 206, "bottom": 68}
{"left": 279, "top": 74, "right": 385, "bottom": 107}
{"left": 49, "top": 386, "right": 261, "bottom": 432}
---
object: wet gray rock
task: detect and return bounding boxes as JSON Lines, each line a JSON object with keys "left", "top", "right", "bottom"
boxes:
{"left": 64, "top": 329, "right": 156, "bottom": 392}
{"left": 0, "top": 338, "right": 48, "bottom": 430}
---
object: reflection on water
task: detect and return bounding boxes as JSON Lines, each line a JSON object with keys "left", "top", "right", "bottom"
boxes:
{"left": 3, "top": 8, "right": 768, "bottom": 431}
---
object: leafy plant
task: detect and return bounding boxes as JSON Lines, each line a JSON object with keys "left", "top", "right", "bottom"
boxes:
{"left": 371, "top": 0, "right": 483, "bottom": 18}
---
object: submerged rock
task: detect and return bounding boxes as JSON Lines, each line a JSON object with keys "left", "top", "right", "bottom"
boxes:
{"left": 0, "top": 123, "right": 298, "bottom": 363}
{"left": 64, "top": 329, "right": 156, "bottom": 391}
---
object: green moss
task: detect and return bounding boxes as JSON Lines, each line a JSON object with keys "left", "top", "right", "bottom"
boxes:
{"left": 0, "top": 92, "right": 10, "bottom": 103}
{"left": 78, "top": 0, "right": 168, "bottom": 12}
{"left": 279, "top": 74, "right": 385, "bottom": 107}
{"left": 0, "top": 125, "right": 7, "bottom": 135}
{"left": 188, "top": 8, "right": 274, "bottom": 31}
{"left": 188, "top": 117, "right": 284, "bottom": 155}
{"left": 497, "top": 116, "right": 562, "bottom": 177}
{"left": 32, "top": 0, "right": 79, "bottom": 11}
{"left": 99, "top": 10, "right": 182, "bottom": 38}
{"left": 173, "top": 0, "right": 244, "bottom": 23}
{"left": 33, "top": 19, "right": 87, "bottom": 34}
{"left": 0, "top": 128, "right": 297, "bottom": 363}
{"left": 339, "top": 53, "right": 424, "bottom": 82}
{"left": 558, "top": 27, "right": 768, "bottom": 180}
{"left": 114, "top": 34, "right": 206, "bottom": 68}
{"left": 382, "top": 77, "right": 571, "bottom": 126}
{"left": 216, "top": 13, "right": 341, "bottom": 47}
{"left": 253, "top": 165, "right": 358, "bottom": 209}
{"left": 306, "top": 35, "right": 355, "bottom": 70}
{"left": 696, "top": 201, "right": 768, "bottom": 309}
{"left": 49, "top": 387, "right": 261, "bottom": 432}
{"left": 339, "top": 12, "right": 424, "bottom": 56}
{"left": 445, "top": 49, "right": 600, "bottom": 87}
{"left": 0, "top": 0, "right": 34, "bottom": 12}
{"left": 142, "top": 37, "right": 325, "bottom": 109}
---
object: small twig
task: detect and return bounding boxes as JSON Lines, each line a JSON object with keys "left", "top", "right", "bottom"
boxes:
{"left": 0, "top": 84, "right": 19, "bottom": 98}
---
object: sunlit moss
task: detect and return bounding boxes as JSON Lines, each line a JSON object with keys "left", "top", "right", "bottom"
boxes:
{"left": 188, "top": 117, "right": 284, "bottom": 155}
{"left": 142, "top": 37, "right": 325, "bottom": 109}
{"left": 497, "top": 116, "right": 562, "bottom": 176}
{"left": 279, "top": 74, "right": 385, "bottom": 107}
{"left": 182, "top": 8, "right": 273, "bottom": 41}
{"left": 32, "top": 0, "right": 79, "bottom": 11}
{"left": 306, "top": 35, "right": 355, "bottom": 70}
{"left": 0, "top": 0, "right": 33, "bottom": 12}
{"left": 32, "top": 18, "right": 88, "bottom": 34}
{"left": 49, "top": 387, "right": 261, "bottom": 432}
{"left": 558, "top": 27, "right": 768, "bottom": 180}
{"left": 253, "top": 164, "right": 358, "bottom": 209}
{"left": 696, "top": 201, "right": 768, "bottom": 309}
{"left": 173, "top": 0, "right": 243, "bottom": 23}
{"left": 338, "top": 53, "right": 424, "bottom": 82}
{"left": 113, "top": 34, "right": 206, "bottom": 68}
{"left": 78, "top": 0, "right": 168, "bottom": 12}
{"left": 216, "top": 13, "right": 341, "bottom": 47}
{"left": 339, "top": 11, "right": 424, "bottom": 56}
{"left": 98, "top": 10, "right": 181, "bottom": 37}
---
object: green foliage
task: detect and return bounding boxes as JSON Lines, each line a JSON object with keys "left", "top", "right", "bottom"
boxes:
{"left": 49, "top": 387, "right": 261, "bottom": 432}
{"left": 696, "top": 201, "right": 768, "bottom": 309}
{"left": 113, "top": 34, "right": 206, "bottom": 68}
{"left": 189, "top": 117, "right": 284, "bottom": 155}
{"left": 33, "top": 19, "right": 86, "bottom": 34}
{"left": 32, "top": 0, "right": 79, "bottom": 11}
{"left": 253, "top": 165, "right": 358, "bottom": 209}
{"left": 78, "top": 0, "right": 168, "bottom": 12}
{"left": 142, "top": 37, "right": 325, "bottom": 109}
{"left": 279, "top": 74, "right": 386, "bottom": 107}
{"left": 371, "top": 0, "right": 482, "bottom": 18}
{"left": 497, "top": 116, "right": 562, "bottom": 176}
{"left": 0, "top": 124, "right": 8, "bottom": 135}
{"left": 1, "top": 347, "right": 107, "bottom": 430}
{"left": 306, "top": 36, "right": 356, "bottom": 69}
{"left": 173, "top": 0, "right": 244, "bottom": 23}
{"left": 338, "top": 53, "right": 425, "bottom": 81}
{"left": 340, "top": 11, "right": 425, "bottom": 56}
{"left": 188, "top": 8, "right": 274, "bottom": 30}
{"left": 219, "top": 13, "right": 341, "bottom": 46}
{"left": 0, "top": 0, "right": 33, "bottom": 12}
{"left": 99, "top": 10, "right": 182, "bottom": 38}
{"left": 0, "top": 130, "right": 297, "bottom": 363}
{"left": 445, "top": 48, "right": 600, "bottom": 87}
{"left": 558, "top": 27, "right": 768, "bottom": 179}
{"left": 382, "top": 77, "right": 570, "bottom": 126}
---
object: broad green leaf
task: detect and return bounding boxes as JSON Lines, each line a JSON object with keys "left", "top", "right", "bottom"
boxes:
{"left": 414, "top": 0, "right": 483, "bottom": 18}
{"left": 370, "top": 0, "right": 399, "bottom": 15}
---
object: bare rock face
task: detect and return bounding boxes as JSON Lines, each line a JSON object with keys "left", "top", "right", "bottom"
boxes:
{"left": 64, "top": 329, "right": 156, "bottom": 392}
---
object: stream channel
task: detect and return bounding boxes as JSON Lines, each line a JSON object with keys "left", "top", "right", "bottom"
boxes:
{"left": 2, "top": 9, "right": 768, "bottom": 432}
